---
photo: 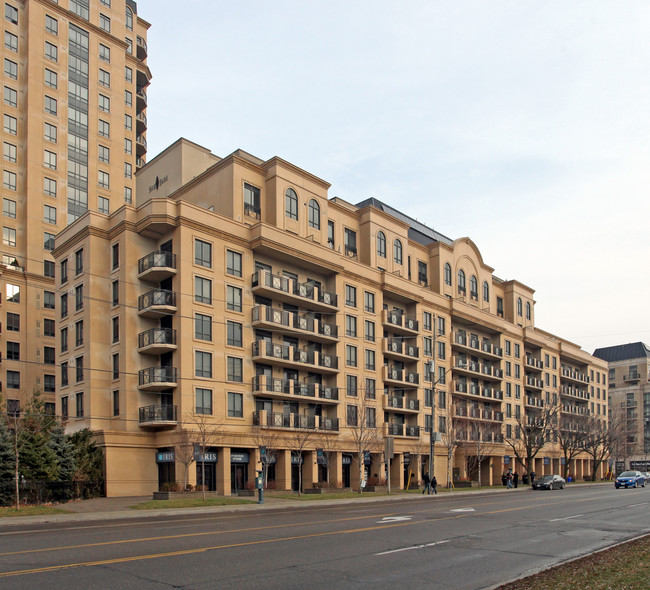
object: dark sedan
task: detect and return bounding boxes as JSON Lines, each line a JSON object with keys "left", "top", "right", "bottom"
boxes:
{"left": 532, "top": 475, "right": 565, "bottom": 490}
{"left": 615, "top": 471, "right": 646, "bottom": 489}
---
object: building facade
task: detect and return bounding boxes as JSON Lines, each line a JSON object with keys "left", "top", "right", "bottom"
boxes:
{"left": 52, "top": 139, "right": 609, "bottom": 497}
{"left": 1, "top": 0, "right": 149, "bottom": 414}
{"left": 594, "top": 342, "right": 650, "bottom": 473}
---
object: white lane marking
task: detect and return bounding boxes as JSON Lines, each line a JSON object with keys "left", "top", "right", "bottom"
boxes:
{"left": 450, "top": 508, "right": 475, "bottom": 512}
{"left": 376, "top": 516, "right": 413, "bottom": 523}
{"left": 550, "top": 514, "right": 583, "bottom": 522}
{"left": 628, "top": 503, "right": 648, "bottom": 508}
{"left": 376, "top": 539, "right": 449, "bottom": 556}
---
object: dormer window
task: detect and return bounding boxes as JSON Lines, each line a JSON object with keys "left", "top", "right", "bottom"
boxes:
{"left": 285, "top": 188, "right": 298, "bottom": 220}
{"left": 244, "top": 183, "right": 260, "bottom": 218}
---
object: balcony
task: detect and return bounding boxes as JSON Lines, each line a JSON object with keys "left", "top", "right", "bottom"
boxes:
{"left": 383, "top": 338, "right": 419, "bottom": 362}
{"left": 252, "top": 270, "right": 338, "bottom": 311}
{"left": 525, "top": 376, "right": 544, "bottom": 391}
{"left": 136, "top": 87, "right": 147, "bottom": 110}
{"left": 138, "top": 404, "right": 177, "bottom": 428}
{"left": 252, "top": 376, "right": 339, "bottom": 404}
{"left": 451, "top": 332, "right": 503, "bottom": 360}
{"left": 385, "top": 423, "right": 421, "bottom": 438}
{"left": 383, "top": 365, "right": 419, "bottom": 387}
{"left": 136, "top": 35, "right": 148, "bottom": 60}
{"left": 384, "top": 395, "right": 420, "bottom": 413}
{"left": 620, "top": 400, "right": 638, "bottom": 408}
{"left": 525, "top": 396, "right": 545, "bottom": 408}
{"left": 452, "top": 356, "right": 503, "bottom": 382}
{"left": 382, "top": 310, "right": 419, "bottom": 335}
{"left": 454, "top": 407, "right": 504, "bottom": 422}
{"left": 624, "top": 373, "right": 641, "bottom": 383}
{"left": 252, "top": 340, "right": 339, "bottom": 374}
{"left": 451, "top": 380, "right": 504, "bottom": 402}
{"left": 136, "top": 157, "right": 146, "bottom": 169}
{"left": 136, "top": 65, "right": 151, "bottom": 89}
{"left": 561, "top": 367, "right": 589, "bottom": 385}
{"left": 244, "top": 202, "right": 261, "bottom": 220}
{"left": 524, "top": 356, "right": 544, "bottom": 372}
{"left": 559, "top": 386, "right": 589, "bottom": 401}
{"left": 137, "top": 328, "right": 177, "bottom": 355}
{"left": 561, "top": 405, "right": 590, "bottom": 416}
{"left": 138, "top": 251, "right": 176, "bottom": 282}
{"left": 136, "top": 134, "right": 147, "bottom": 157}
{"left": 253, "top": 410, "right": 339, "bottom": 432}
{"left": 252, "top": 305, "right": 338, "bottom": 342}
{"left": 138, "top": 366, "right": 178, "bottom": 391}
{"left": 136, "top": 112, "right": 147, "bottom": 134}
{"left": 138, "top": 289, "right": 176, "bottom": 318}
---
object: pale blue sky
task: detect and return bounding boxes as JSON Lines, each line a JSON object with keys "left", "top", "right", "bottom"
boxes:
{"left": 137, "top": 0, "right": 650, "bottom": 354}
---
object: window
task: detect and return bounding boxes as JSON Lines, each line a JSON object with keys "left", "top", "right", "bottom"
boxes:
{"left": 45, "top": 15, "right": 57, "bottom": 35}
{"left": 76, "top": 392, "right": 84, "bottom": 417}
{"left": 505, "top": 361, "right": 511, "bottom": 377}
{"left": 423, "top": 311, "right": 432, "bottom": 331}
{"left": 101, "top": 0, "right": 112, "bottom": 6}
{"left": 497, "top": 297, "right": 504, "bottom": 318}
{"left": 346, "top": 344, "right": 357, "bottom": 367}
{"left": 112, "top": 316, "right": 119, "bottom": 342}
{"left": 195, "top": 351, "right": 212, "bottom": 379}
{"left": 4, "top": 58, "right": 16, "bottom": 81}
{"left": 4, "top": 85, "right": 16, "bottom": 107}
{"left": 393, "top": 239, "right": 403, "bottom": 264}
{"left": 7, "top": 371, "right": 19, "bottom": 389}
{"left": 424, "top": 337, "right": 432, "bottom": 357}
{"left": 418, "top": 261, "right": 428, "bottom": 285}
{"left": 6, "top": 312, "right": 19, "bottom": 331}
{"left": 124, "top": 137, "right": 132, "bottom": 154}
{"left": 308, "top": 199, "right": 320, "bottom": 229}
{"left": 346, "top": 315, "right": 357, "bottom": 337}
{"left": 44, "top": 122, "right": 57, "bottom": 142}
{"left": 124, "top": 186, "right": 132, "bottom": 204}
{"left": 125, "top": 5, "right": 133, "bottom": 29}
{"left": 61, "top": 396, "right": 68, "bottom": 419}
{"left": 195, "top": 239, "right": 212, "bottom": 268}
{"left": 365, "top": 349, "right": 375, "bottom": 370}
{"left": 98, "top": 94, "right": 110, "bottom": 113}
{"left": 44, "top": 68, "right": 57, "bottom": 88}
{"left": 226, "top": 250, "right": 242, "bottom": 277}
{"left": 45, "top": 375, "right": 56, "bottom": 394}
{"left": 111, "top": 280, "right": 118, "bottom": 305}
{"left": 227, "top": 357, "right": 243, "bottom": 382}
{"left": 364, "top": 291, "right": 375, "bottom": 313}
{"left": 44, "top": 318, "right": 55, "bottom": 337}
{"left": 345, "top": 284, "right": 357, "bottom": 307}
{"left": 112, "top": 390, "right": 119, "bottom": 416}
{"left": 60, "top": 293, "right": 68, "bottom": 318}
{"left": 525, "top": 301, "right": 531, "bottom": 320}
{"left": 365, "top": 378, "right": 376, "bottom": 399}
{"left": 3, "top": 142, "right": 16, "bottom": 163}
{"left": 227, "top": 285, "right": 242, "bottom": 312}
{"left": 228, "top": 392, "right": 243, "bottom": 418}
{"left": 125, "top": 66, "right": 132, "bottom": 83}
{"left": 3, "top": 226, "right": 16, "bottom": 247}
{"left": 75, "top": 284, "right": 83, "bottom": 310}
{"left": 44, "top": 177, "right": 56, "bottom": 197}
{"left": 111, "top": 243, "right": 119, "bottom": 269}
{"left": 227, "top": 321, "right": 242, "bottom": 347}
{"left": 6, "top": 341, "right": 19, "bottom": 360}
{"left": 6, "top": 284, "right": 20, "bottom": 302}
{"left": 44, "top": 204, "right": 56, "bottom": 224}
{"left": 99, "top": 13, "right": 110, "bottom": 32}
{"left": 70, "top": 0, "right": 89, "bottom": 19}
{"left": 3, "top": 198, "right": 15, "bottom": 218}
{"left": 124, "top": 114, "right": 132, "bottom": 130}
{"left": 4, "top": 114, "right": 16, "bottom": 135}
{"left": 327, "top": 220, "right": 335, "bottom": 246}
{"left": 99, "top": 43, "right": 110, "bottom": 62}
{"left": 347, "top": 405, "right": 358, "bottom": 426}
{"left": 437, "top": 341, "right": 446, "bottom": 360}
{"left": 366, "top": 406, "right": 376, "bottom": 428}
{"left": 285, "top": 188, "right": 298, "bottom": 220}
{"left": 470, "top": 275, "right": 478, "bottom": 300}
{"left": 5, "top": 3, "right": 17, "bottom": 24}
{"left": 98, "top": 145, "right": 110, "bottom": 164}
{"left": 458, "top": 269, "right": 466, "bottom": 293}
{"left": 517, "top": 297, "right": 523, "bottom": 317}
{"left": 98, "top": 196, "right": 109, "bottom": 214}
{"left": 3, "top": 170, "right": 16, "bottom": 190}
{"left": 75, "top": 356, "right": 84, "bottom": 382}
{"left": 514, "top": 343, "right": 520, "bottom": 359}
{"left": 377, "top": 231, "right": 386, "bottom": 258}
{"left": 44, "top": 346, "right": 56, "bottom": 365}
{"left": 124, "top": 162, "right": 132, "bottom": 179}
{"left": 243, "top": 183, "right": 260, "bottom": 217}
{"left": 347, "top": 374, "right": 358, "bottom": 397}
{"left": 98, "top": 119, "right": 110, "bottom": 137}
{"left": 43, "top": 150, "right": 57, "bottom": 170}
{"left": 364, "top": 320, "right": 375, "bottom": 342}
{"left": 5, "top": 31, "right": 17, "bottom": 52}
{"left": 344, "top": 228, "right": 357, "bottom": 256}
{"left": 195, "top": 276, "right": 212, "bottom": 305}
{"left": 443, "top": 263, "right": 452, "bottom": 286}
{"left": 45, "top": 42, "right": 57, "bottom": 62}
{"left": 98, "top": 170, "right": 109, "bottom": 189}
{"left": 195, "top": 313, "right": 212, "bottom": 341}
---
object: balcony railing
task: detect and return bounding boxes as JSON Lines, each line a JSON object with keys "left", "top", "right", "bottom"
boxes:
{"left": 384, "top": 366, "right": 419, "bottom": 385}
{"left": 384, "top": 310, "right": 419, "bottom": 332}
{"left": 386, "top": 397, "right": 420, "bottom": 411}
{"left": 451, "top": 332, "right": 502, "bottom": 358}
{"left": 138, "top": 289, "right": 176, "bottom": 315}
{"left": 561, "top": 367, "right": 589, "bottom": 383}
{"left": 138, "top": 366, "right": 177, "bottom": 388}
{"left": 138, "top": 328, "right": 176, "bottom": 349}
{"left": 560, "top": 386, "right": 589, "bottom": 400}
{"left": 139, "top": 404, "right": 177, "bottom": 424}
{"left": 253, "top": 410, "right": 339, "bottom": 431}
{"left": 252, "top": 376, "right": 339, "bottom": 402}
{"left": 525, "top": 356, "right": 544, "bottom": 370}
{"left": 138, "top": 251, "right": 176, "bottom": 280}
{"left": 252, "top": 340, "right": 338, "bottom": 371}
{"left": 252, "top": 270, "right": 337, "bottom": 308}
{"left": 244, "top": 202, "right": 261, "bottom": 219}
{"left": 252, "top": 305, "right": 338, "bottom": 339}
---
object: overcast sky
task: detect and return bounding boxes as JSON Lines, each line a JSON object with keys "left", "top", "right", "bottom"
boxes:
{"left": 137, "top": 0, "right": 650, "bottom": 355}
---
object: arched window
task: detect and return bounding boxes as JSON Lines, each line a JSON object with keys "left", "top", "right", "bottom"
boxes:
{"left": 444, "top": 263, "right": 452, "bottom": 286}
{"left": 517, "top": 297, "right": 523, "bottom": 316}
{"left": 393, "top": 239, "right": 402, "bottom": 264}
{"left": 308, "top": 199, "right": 320, "bottom": 230}
{"left": 483, "top": 281, "right": 489, "bottom": 302}
{"left": 525, "top": 301, "right": 531, "bottom": 320}
{"left": 125, "top": 6, "right": 133, "bottom": 31}
{"left": 285, "top": 188, "right": 298, "bottom": 220}
{"left": 458, "top": 270, "right": 466, "bottom": 293}
{"left": 377, "top": 231, "right": 386, "bottom": 258}
{"left": 470, "top": 275, "right": 478, "bottom": 300}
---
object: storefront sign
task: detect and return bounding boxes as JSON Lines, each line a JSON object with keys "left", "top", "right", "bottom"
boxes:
{"left": 561, "top": 457, "right": 566, "bottom": 465}
{"left": 156, "top": 451, "right": 175, "bottom": 463}
{"left": 504, "top": 455, "right": 510, "bottom": 465}
{"left": 342, "top": 455, "right": 352, "bottom": 465}
{"left": 544, "top": 457, "right": 550, "bottom": 465}
{"left": 148, "top": 175, "right": 169, "bottom": 193}
{"left": 194, "top": 452, "right": 218, "bottom": 462}
{"left": 230, "top": 452, "right": 250, "bottom": 464}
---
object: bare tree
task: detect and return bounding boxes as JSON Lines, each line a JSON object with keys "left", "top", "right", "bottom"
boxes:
{"left": 555, "top": 413, "right": 590, "bottom": 479}
{"left": 345, "top": 394, "right": 383, "bottom": 494}
{"left": 173, "top": 428, "right": 195, "bottom": 491}
{"left": 582, "top": 415, "right": 614, "bottom": 482}
{"left": 287, "top": 416, "right": 317, "bottom": 496}
{"left": 440, "top": 400, "right": 462, "bottom": 488}
{"left": 251, "top": 427, "right": 283, "bottom": 488}
{"left": 185, "top": 412, "right": 223, "bottom": 500}
{"left": 313, "top": 432, "right": 342, "bottom": 486}
{"left": 504, "top": 404, "right": 558, "bottom": 475}
{"left": 463, "top": 420, "right": 502, "bottom": 487}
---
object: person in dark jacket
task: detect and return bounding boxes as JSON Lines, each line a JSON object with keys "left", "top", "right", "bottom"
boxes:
{"left": 431, "top": 475, "right": 438, "bottom": 494}
{"left": 422, "top": 472, "right": 431, "bottom": 494}
{"left": 513, "top": 471, "right": 519, "bottom": 488}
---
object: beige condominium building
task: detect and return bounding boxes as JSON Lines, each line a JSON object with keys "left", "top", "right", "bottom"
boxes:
{"left": 52, "top": 138, "right": 609, "bottom": 497}
{"left": 0, "top": 0, "right": 150, "bottom": 415}
{"left": 594, "top": 342, "right": 650, "bottom": 472}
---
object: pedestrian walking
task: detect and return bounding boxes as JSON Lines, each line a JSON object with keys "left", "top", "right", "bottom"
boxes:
{"left": 431, "top": 475, "right": 438, "bottom": 494}
{"left": 422, "top": 472, "right": 431, "bottom": 495}
{"left": 513, "top": 471, "right": 519, "bottom": 489}
{"left": 530, "top": 471, "right": 536, "bottom": 485}
{"left": 506, "top": 470, "right": 513, "bottom": 489}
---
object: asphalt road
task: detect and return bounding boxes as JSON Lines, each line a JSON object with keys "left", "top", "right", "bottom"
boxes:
{"left": 0, "top": 485, "right": 648, "bottom": 589}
